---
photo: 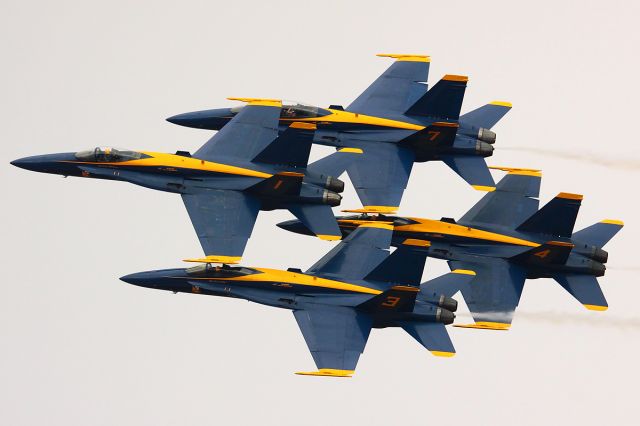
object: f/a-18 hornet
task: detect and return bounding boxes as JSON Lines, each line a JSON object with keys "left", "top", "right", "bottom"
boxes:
{"left": 168, "top": 54, "right": 512, "bottom": 213}
{"left": 121, "top": 222, "right": 476, "bottom": 376}
{"left": 11, "top": 98, "right": 362, "bottom": 263}
{"left": 279, "top": 167, "right": 623, "bottom": 330}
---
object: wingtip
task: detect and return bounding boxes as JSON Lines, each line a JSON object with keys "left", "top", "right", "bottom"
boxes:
{"left": 472, "top": 185, "right": 496, "bottom": 192}
{"left": 295, "top": 369, "right": 354, "bottom": 377}
{"left": 584, "top": 304, "right": 608, "bottom": 311}
{"left": 454, "top": 322, "right": 511, "bottom": 331}
{"left": 227, "top": 97, "right": 282, "bottom": 107}
{"left": 376, "top": 53, "right": 430, "bottom": 63}
{"left": 317, "top": 234, "right": 342, "bottom": 241}
{"left": 451, "top": 269, "right": 476, "bottom": 276}
{"left": 489, "top": 166, "right": 542, "bottom": 177}
{"left": 489, "top": 100, "right": 513, "bottom": 108}
{"left": 430, "top": 351, "right": 456, "bottom": 358}
{"left": 600, "top": 219, "right": 624, "bottom": 226}
{"left": 183, "top": 255, "right": 241, "bottom": 264}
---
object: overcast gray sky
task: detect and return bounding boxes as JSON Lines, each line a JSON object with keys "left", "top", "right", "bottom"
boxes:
{"left": 2, "top": 1, "right": 639, "bottom": 425}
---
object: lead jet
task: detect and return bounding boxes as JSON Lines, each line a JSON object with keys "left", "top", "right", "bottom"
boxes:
{"left": 167, "top": 54, "right": 512, "bottom": 212}
{"left": 278, "top": 167, "right": 623, "bottom": 330}
{"left": 121, "top": 222, "right": 474, "bottom": 376}
{"left": 11, "top": 98, "right": 362, "bottom": 263}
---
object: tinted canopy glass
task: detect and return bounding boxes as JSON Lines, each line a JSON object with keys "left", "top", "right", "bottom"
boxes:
{"left": 75, "top": 147, "right": 145, "bottom": 162}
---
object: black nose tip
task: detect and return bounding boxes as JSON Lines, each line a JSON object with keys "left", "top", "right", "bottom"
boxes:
{"left": 10, "top": 157, "right": 34, "bottom": 171}
{"left": 120, "top": 272, "right": 146, "bottom": 285}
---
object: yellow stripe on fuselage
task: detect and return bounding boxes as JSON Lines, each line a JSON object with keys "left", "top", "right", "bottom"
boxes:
{"left": 394, "top": 218, "right": 539, "bottom": 247}
{"left": 65, "top": 152, "right": 273, "bottom": 179}
{"left": 196, "top": 268, "right": 382, "bottom": 295}
{"left": 282, "top": 108, "right": 424, "bottom": 131}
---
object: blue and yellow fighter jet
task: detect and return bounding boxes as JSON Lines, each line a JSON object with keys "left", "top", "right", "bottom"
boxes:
{"left": 278, "top": 167, "right": 624, "bottom": 330}
{"left": 167, "top": 54, "right": 512, "bottom": 212}
{"left": 121, "top": 222, "right": 475, "bottom": 377}
{"left": 10, "top": 98, "right": 363, "bottom": 263}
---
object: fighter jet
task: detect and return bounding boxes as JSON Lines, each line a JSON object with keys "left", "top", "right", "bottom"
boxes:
{"left": 10, "top": 98, "right": 362, "bottom": 263}
{"left": 278, "top": 167, "right": 624, "bottom": 330}
{"left": 167, "top": 54, "right": 512, "bottom": 212}
{"left": 121, "top": 222, "right": 475, "bottom": 376}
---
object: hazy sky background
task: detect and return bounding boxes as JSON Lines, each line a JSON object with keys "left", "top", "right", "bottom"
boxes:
{"left": 2, "top": 1, "right": 639, "bottom": 425}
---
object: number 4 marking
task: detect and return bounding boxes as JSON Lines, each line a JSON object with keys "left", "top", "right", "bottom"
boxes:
{"left": 534, "top": 249, "right": 550, "bottom": 259}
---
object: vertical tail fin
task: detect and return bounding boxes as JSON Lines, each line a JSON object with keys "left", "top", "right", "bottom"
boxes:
{"left": 404, "top": 75, "right": 468, "bottom": 120}
{"left": 572, "top": 220, "right": 624, "bottom": 248}
{"left": 460, "top": 101, "right": 512, "bottom": 129}
{"left": 364, "top": 246, "right": 428, "bottom": 286}
{"left": 516, "top": 192, "right": 582, "bottom": 237}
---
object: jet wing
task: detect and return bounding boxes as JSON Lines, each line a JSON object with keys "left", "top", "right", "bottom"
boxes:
{"left": 181, "top": 190, "right": 260, "bottom": 263}
{"left": 193, "top": 98, "right": 281, "bottom": 162}
{"left": 293, "top": 305, "right": 372, "bottom": 377}
{"left": 346, "top": 142, "right": 415, "bottom": 212}
{"left": 306, "top": 222, "right": 393, "bottom": 281}
{"left": 448, "top": 258, "right": 527, "bottom": 330}
{"left": 347, "top": 54, "right": 430, "bottom": 117}
{"left": 458, "top": 167, "right": 542, "bottom": 230}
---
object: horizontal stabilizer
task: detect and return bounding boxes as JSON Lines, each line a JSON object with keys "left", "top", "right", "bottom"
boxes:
{"left": 307, "top": 147, "right": 363, "bottom": 178}
{"left": 441, "top": 155, "right": 495, "bottom": 190}
{"left": 401, "top": 322, "right": 455, "bottom": 357}
{"left": 554, "top": 274, "right": 608, "bottom": 311}
{"left": 405, "top": 75, "right": 468, "bottom": 120}
{"left": 572, "top": 219, "right": 624, "bottom": 248}
{"left": 252, "top": 122, "right": 315, "bottom": 167}
{"left": 516, "top": 192, "right": 582, "bottom": 237}
{"left": 510, "top": 241, "right": 574, "bottom": 266}
{"left": 247, "top": 172, "right": 303, "bottom": 197}
{"left": 460, "top": 101, "right": 512, "bottom": 129}
{"left": 288, "top": 204, "right": 341, "bottom": 241}
{"left": 364, "top": 246, "right": 428, "bottom": 286}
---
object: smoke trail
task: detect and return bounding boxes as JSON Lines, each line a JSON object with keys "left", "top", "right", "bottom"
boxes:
{"left": 500, "top": 147, "right": 640, "bottom": 171}
{"left": 455, "top": 311, "right": 640, "bottom": 330}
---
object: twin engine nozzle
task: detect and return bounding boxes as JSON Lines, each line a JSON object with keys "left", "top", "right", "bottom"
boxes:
{"left": 420, "top": 293, "right": 458, "bottom": 325}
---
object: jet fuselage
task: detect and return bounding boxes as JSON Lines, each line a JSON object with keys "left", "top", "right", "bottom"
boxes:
{"left": 167, "top": 104, "right": 495, "bottom": 162}
{"left": 120, "top": 265, "right": 456, "bottom": 327}
{"left": 278, "top": 215, "right": 608, "bottom": 278}
{"left": 11, "top": 148, "right": 342, "bottom": 208}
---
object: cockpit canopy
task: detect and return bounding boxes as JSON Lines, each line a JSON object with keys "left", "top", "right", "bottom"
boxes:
{"left": 186, "top": 263, "right": 260, "bottom": 278}
{"left": 75, "top": 147, "right": 146, "bottom": 163}
{"left": 280, "top": 101, "right": 331, "bottom": 119}
{"left": 230, "top": 101, "right": 331, "bottom": 119}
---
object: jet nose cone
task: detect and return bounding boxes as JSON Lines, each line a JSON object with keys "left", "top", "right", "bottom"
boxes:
{"left": 166, "top": 108, "right": 234, "bottom": 130}
{"left": 166, "top": 112, "right": 191, "bottom": 126}
{"left": 10, "top": 156, "right": 38, "bottom": 171}
{"left": 120, "top": 272, "right": 149, "bottom": 286}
